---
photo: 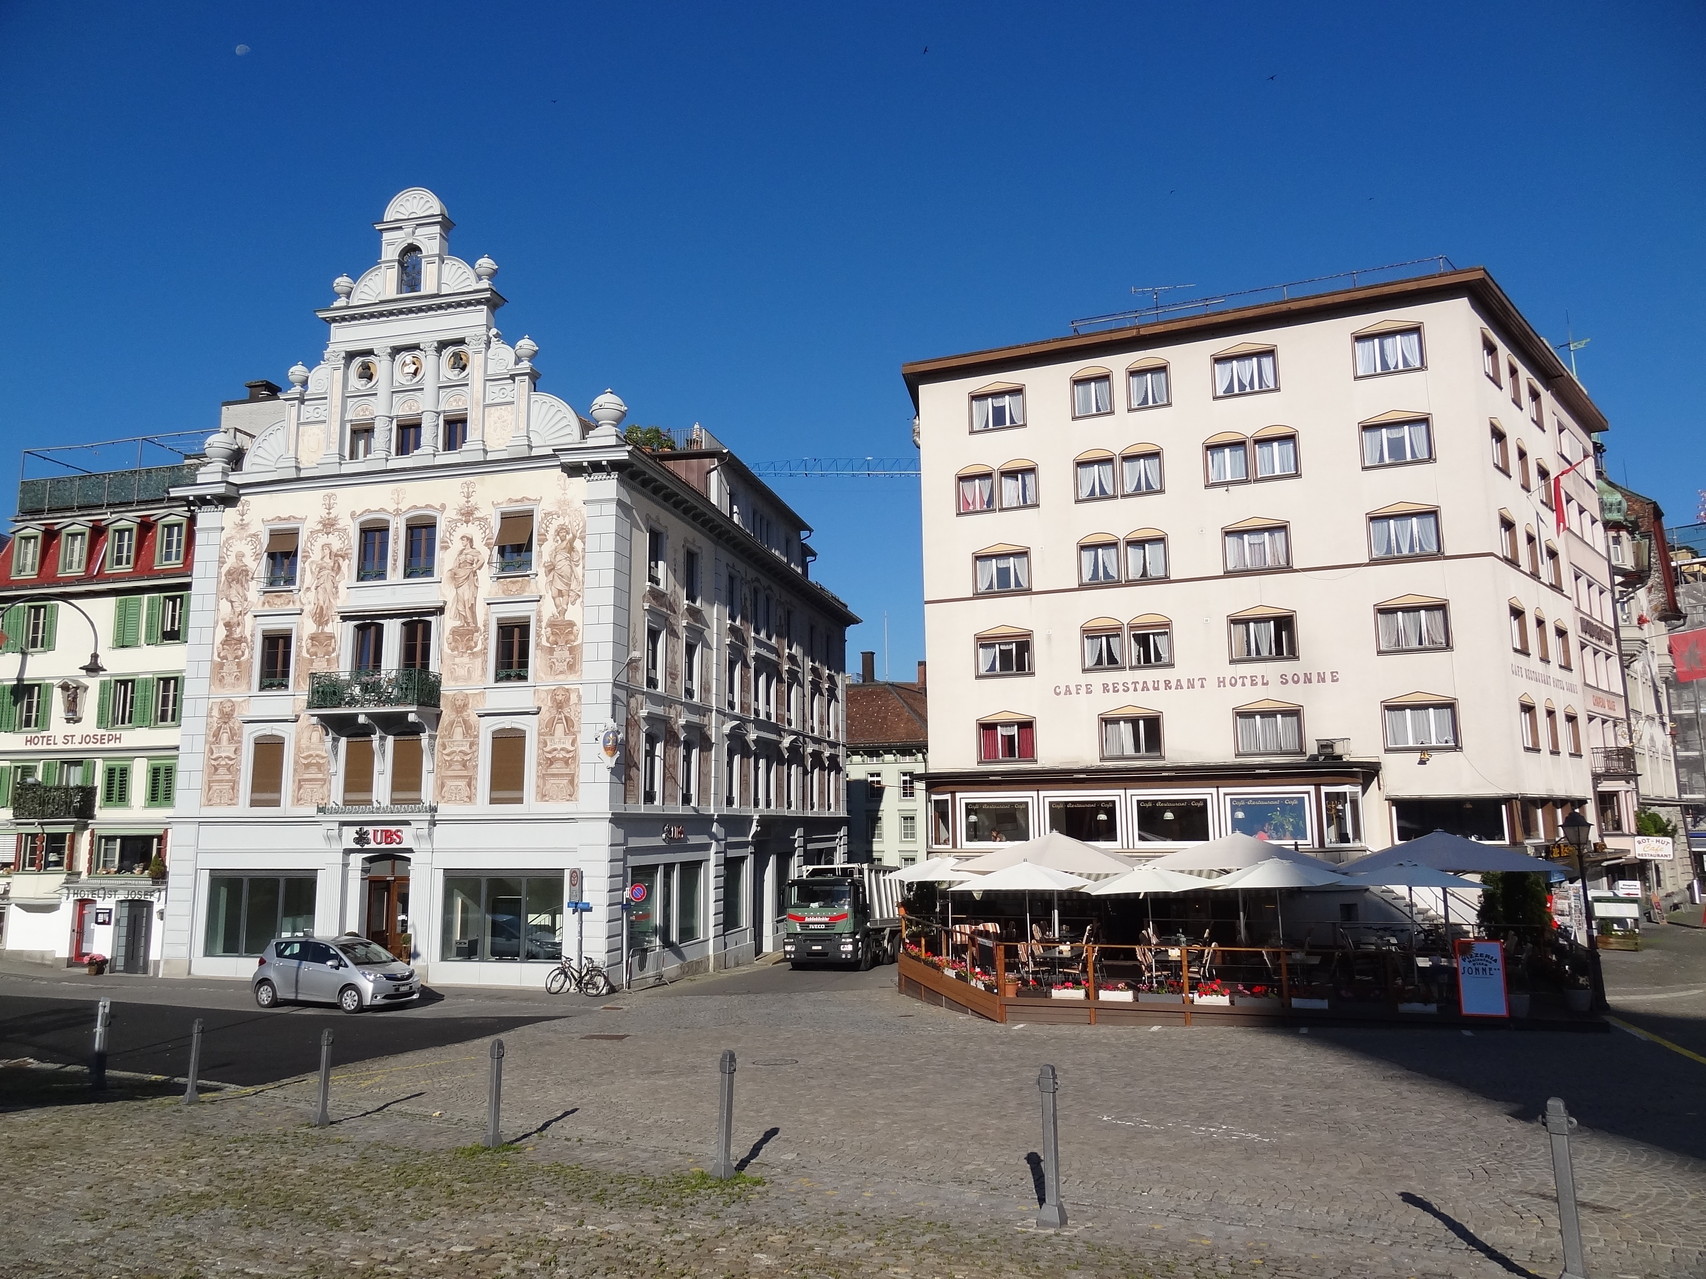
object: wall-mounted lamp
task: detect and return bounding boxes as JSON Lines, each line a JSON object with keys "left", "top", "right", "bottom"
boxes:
{"left": 1417, "top": 750, "right": 1432, "bottom": 765}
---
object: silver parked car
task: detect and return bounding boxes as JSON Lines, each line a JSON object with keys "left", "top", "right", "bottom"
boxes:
{"left": 252, "top": 935, "right": 420, "bottom": 1013}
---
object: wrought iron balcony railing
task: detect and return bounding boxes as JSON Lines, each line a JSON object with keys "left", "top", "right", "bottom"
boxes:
{"left": 307, "top": 668, "right": 441, "bottom": 711}
{"left": 1592, "top": 746, "right": 1637, "bottom": 777}
{"left": 12, "top": 784, "right": 97, "bottom": 822}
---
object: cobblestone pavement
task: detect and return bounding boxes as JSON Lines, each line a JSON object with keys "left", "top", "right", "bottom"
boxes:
{"left": 5, "top": 935, "right": 1704, "bottom": 1278}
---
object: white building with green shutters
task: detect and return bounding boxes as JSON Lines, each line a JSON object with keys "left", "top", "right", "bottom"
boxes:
{"left": 0, "top": 434, "right": 199, "bottom": 972}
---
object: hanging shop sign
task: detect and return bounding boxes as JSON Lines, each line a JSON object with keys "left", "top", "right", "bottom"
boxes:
{"left": 1633, "top": 836, "right": 1675, "bottom": 861}
{"left": 1454, "top": 939, "right": 1509, "bottom": 1018}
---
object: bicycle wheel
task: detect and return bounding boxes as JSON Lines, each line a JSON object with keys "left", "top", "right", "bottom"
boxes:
{"left": 581, "top": 967, "right": 615, "bottom": 997}
{"left": 545, "top": 965, "right": 571, "bottom": 995}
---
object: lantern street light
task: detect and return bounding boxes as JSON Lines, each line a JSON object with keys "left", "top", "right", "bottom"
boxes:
{"left": 1562, "top": 807, "right": 1607, "bottom": 1012}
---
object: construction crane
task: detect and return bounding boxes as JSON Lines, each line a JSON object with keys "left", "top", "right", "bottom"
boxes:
{"left": 748, "top": 457, "right": 919, "bottom": 478}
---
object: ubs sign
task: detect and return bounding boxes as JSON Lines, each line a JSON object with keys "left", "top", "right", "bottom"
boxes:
{"left": 351, "top": 827, "right": 408, "bottom": 849}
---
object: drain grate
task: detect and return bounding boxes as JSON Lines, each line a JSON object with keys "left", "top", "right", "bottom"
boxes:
{"left": 581, "top": 1033, "right": 630, "bottom": 1041}
{"left": 750, "top": 1058, "right": 798, "bottom": 1066}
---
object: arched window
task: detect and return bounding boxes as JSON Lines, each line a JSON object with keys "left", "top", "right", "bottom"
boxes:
{"left": 249, "top": 735, "right": 285, "bottom": 808}
{"left": 489, "top": 729, "right": 527, "bottom": 804}
{"left": 398, "top": 246, "right": 423, "bottom": 294}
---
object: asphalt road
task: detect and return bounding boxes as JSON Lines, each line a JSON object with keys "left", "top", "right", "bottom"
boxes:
{"left": 671, "top": 954, "right": 898, "bottom": 995}
{"left": 0, "top": 993, "right": 557, "bottom": 1088}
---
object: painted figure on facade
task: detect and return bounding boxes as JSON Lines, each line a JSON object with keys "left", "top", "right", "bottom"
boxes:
{"left": 537, "top": 683, "right": 580, "bottom": 802}
{"left": 436, "top": 691, "right": 480, "bottom": 804}
{"left": 202, "top": 699, "right": 242, "bottom": 806}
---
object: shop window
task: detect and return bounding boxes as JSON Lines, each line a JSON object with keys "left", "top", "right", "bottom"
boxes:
{"left": 440, "top": 874, "right": 563, "bottom": 962}
{"left": 1226, "top": 794, "right": 1310, "bottom": 843}
{"left": 1048, "top": 798, "right": 1120, "bottom": 843}
{"left": 204, "top": 874, "right": 317, "bottom": 955}
{"left": 1132, "top": 796, "right": 1209, "bottom": 843}
{"left": 963, "top": 799, "right": 1030, "bottom": 843}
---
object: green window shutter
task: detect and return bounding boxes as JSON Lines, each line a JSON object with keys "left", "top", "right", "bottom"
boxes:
{"left": 112, "top": 597, "right": 142, "bottom": 648}
{"left": 101, "top": 763, "right": 130, "bottom": 807}
{"left": 0, "top": 767, "right": 12, "bottom": 807}
{"left": 0, "top": 605, "right": 21, "bottom": 655}
{"left": 27, "top": 684, "right": 47, "bottom": 730}
{"left": 41, "top": 602, "right": 58, "bottom": 652}
{"left": 40, "top": 760, "right": 59, "bottom": 786}
{"left": 96, "top": 679, "right": 113, "bottom": 730}
{"left": 146, "top": 760, "right": 176, "bottom": 807}
{"left": 143, "top": 594, "right": 162, "bottom": 645}
{"left": 133, "top": 676, "right": 156, "bottom": 728}
{"left": 0, "top": 687, "right": 16, "bottom": 734}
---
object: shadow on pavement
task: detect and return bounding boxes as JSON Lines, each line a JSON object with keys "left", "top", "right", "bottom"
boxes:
{"left": 0, "top": 1063, "right": 184, "bottom": 1113}
{"left": 1400, "top": 1192, "right": 1541, "bottom": 1278}
{"left": 736, "top": 1125, "right": 781, "bottom": 1172}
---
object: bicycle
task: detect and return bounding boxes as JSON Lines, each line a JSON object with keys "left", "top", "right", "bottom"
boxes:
{"left": 545, "top": 955, "right": 615, "bottom": 996}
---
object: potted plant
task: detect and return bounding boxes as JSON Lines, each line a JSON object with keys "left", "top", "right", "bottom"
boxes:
{"left": 1288, "top": 982, "right": 1330, "bottom": 1010}
{"left": 145, "top": 855, "right": 168, "bottom": 881}
{"left": 1050, "top": 980, "right": 1086, "bottom": 1000}
{"left": 85, "top": 953, "right": 108, "bottom": 976}
{"left": 1232, "top": 983, "right": 1281, "bottom": 1008}
{"left": 1190, "top": 978, "right": 1232, "bottom": 1006}
{"left": 1097, "top": 981, "right": 1135, "bottom": 1003}
{"left": 1138, "top": 979, "right": 1183, "bottom": 1005}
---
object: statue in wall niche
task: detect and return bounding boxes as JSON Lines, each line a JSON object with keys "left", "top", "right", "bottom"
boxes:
{"left": 203, "top": 700, "right": 242, "bottom": 806}
{"left": 537, "top": 684, "right": 580, "bottom": 803}
{"left": 436, "top": 692, "right": 479, "bottom": 804}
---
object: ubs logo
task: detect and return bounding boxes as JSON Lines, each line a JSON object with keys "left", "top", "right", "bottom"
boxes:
{"left": 353, "top": 827, "right": 406, "bottom": 848}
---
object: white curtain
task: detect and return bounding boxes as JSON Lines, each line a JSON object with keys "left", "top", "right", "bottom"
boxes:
{"left": 1207, "top": 443, "right": 1248, "bottom": 483}
{"left": 1237, "top": 619, "right": 1284, "bottom": 658}
{"left": 1080, "top": 543, "right": 1119, "bottom": 583}
{"left": 972, "top": 397, "right": 991, "bottom": 431}
{"left": 958, "top": 474, "right": 993, "bottom": 512}
{"left": 1362, "top": 420, "right": 1430, "bottom": 465}
{"left": 976, "top": 557, "right": 995, "bottom": 592}
{"left": 1083, "top": 631, "right": 1122, "bottom": 668}
{"left": 1225, "top": 527, "right": 1287, "bottom": 570}
{"left": 1378, "top": 606, "right": 1447, "bottom": 650}
{"left": 1385, "top": 705, "right": 1455, "bottom": 748}
{"left": 1129, "top": 368, "right": 1168, "bottom": 407}
{"left": 1215, "top": 352, "right": 1275, "bottom": 395}
{"left": 1237, "top": 711, "right": 1301, "bottom": 753}
{"left": 1356, "top": 332, "right": 1423, "bottom": 375}
{"left": 1255, "top": 435, "right": 1297, "bottom": 477}
{"left": 1123, "top": 452, "right": 1162, "bottom": 493}
{"left": 1131, "top": 627, "right": 1171, "bottom": 666}
{"left": 1075, "top": 377, "right": 1110, "bottom": 416}
{"left": 1371, "top": 514, "right": 1439, "bottom": 558}
{"left": 1102, "top": 717, "right": 1157, "bottom": 757}
{"left": 1077, "top": 460, "right": 1114, "bottom": 499}
{"left": 1000, "top": 468, "right": 1036, "bottom": 507}
{"left": 1126, "top": 538, "right": 1167, "bottom": 580}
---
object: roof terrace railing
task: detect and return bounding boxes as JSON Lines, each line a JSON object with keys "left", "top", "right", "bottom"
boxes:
{"left": 16, "top": 462, "right": 203, "bottom": 517}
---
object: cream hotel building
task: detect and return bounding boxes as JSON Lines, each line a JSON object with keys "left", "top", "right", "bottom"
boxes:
{"left": 905, "top": 266, "right": 1621, "bottom": 860}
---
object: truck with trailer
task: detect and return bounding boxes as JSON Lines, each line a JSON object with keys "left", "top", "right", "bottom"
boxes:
{"left": 781, "top": 864, "right": 902, "bottom": 968}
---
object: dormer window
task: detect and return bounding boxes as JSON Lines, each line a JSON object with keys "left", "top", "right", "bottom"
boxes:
{"left": 399, "top": 246, "right": 423, "bottom": 294}
{"left": 59, "top": 527, "right": 89, "bottom": 575}
{"left": 107, "top": 524, "right": 137, "bottom": 572}
{"left": 11, "top": 533, "right": 40, "bottom": 578}
{"left": 155, "top": 519, "right": 186, "bottom": 568}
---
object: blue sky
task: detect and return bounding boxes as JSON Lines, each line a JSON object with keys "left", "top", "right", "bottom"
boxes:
{"left": 2, "top": 2, "right": 1701, "bottom": 676}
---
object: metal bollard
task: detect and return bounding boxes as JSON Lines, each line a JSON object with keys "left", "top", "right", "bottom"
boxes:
{"left": 315, "top": 1029, "right": 334, "bottom": 1128}
{"left": 1544, "top": 1097, "right": 1589, "bottom": 1279}
{"left": 183, "top": 1018, "right": 204, "bottom": 1104}
{"left": 1036, "top": 1064, "right": 1067, "bottom": 1228}
{"left": 91, "top": 998, "right": 112, "bottom": 1091}
{"left": 710, "top": 1049, "right": 737, "bottom": 1178}
{"left": 486, "top": 1038, "right": 506, "bottom": 1148}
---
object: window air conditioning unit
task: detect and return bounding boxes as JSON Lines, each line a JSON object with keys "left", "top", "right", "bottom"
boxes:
{"left": 1315, "top": 738, "right": 1350, "bottom": 760}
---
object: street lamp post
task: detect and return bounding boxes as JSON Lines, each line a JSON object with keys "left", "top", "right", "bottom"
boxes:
{"left": 1562, "top": 808, "right": 1607, "bottom": 1012}
{"left": 1, "top": 595, "right": 107, "bottom": 678}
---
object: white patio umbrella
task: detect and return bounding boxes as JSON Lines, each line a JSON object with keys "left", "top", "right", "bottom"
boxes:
{"left": 1148, "top": 832, "right": 1339, "bottom": 873}
{"left": 1210, "top": 857, "right": 1352, "bottom": 942}
{"left": 958, "top": 829, "right": 1131, "bottom": 879}
{"left": 1345, "top": 859, "right": 1483, "bottom": 938}
{"left": 1085, "top": 863, "right": 1206, "bottom": 935}
{"left": 949, "top": 860, "right": 1090, "bottom": 948}
{"left": 886, "top": 858, "right": 975, "bottom": 947}
{"left": 1347, "top": 830, "right": 1562, "bottom": 877}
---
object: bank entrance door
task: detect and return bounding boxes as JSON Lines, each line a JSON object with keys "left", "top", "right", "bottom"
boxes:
{"left": 362, "top": 856, "right": 412, "bottom": 959}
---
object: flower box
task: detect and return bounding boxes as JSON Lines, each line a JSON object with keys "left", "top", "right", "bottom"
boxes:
{"left": 1050, "top": 988, "right": 1086, "bottom": 1000}
{"left": 1397, "top": 1002, "right": 1438, "bottom": 1014}
{"left": 1190, "top": 993, "right": 1231, "bottom": 1006}
{"left": 1096, "top": 989, "right": 1134, "bottom": 1002}
{"left": 1289, "top": 996, "right": 1330, "bottom": 1010}
{"left": 1232, "top": 996, "right": 1282, "bottom": 1009}
{"left": 1137, "top": 991, "right": 1181, "bottom": 1005}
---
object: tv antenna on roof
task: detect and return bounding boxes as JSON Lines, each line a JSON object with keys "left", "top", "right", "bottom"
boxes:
{"left": 1553, "top": 310, "right": 1591, "bottom": 380}
{"left": 1130, "top": 283, "right": 1197, "bottom": 315}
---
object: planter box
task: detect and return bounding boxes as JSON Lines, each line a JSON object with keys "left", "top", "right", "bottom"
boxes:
{"left": 1096, "top": 989, "right": 1135, "bottom": 1002}
{"left": 1289, "top": 997, "right": 1330, "bottom": 1010}
{"left": 1190, "top": 994, "right": 1231, "bottom": 1006}
{"left": 1138, "top": 992, "right": 1182, "bottom": 1005}
{"left": 1050, "top": 988, "right": 1086, "bottom": 1000}
{"left": 1397, "top": 1002, "right": 1439, "bottom": 1014}
{"left": 1232, "top": 996, "right": 1282, "bottom": 1009}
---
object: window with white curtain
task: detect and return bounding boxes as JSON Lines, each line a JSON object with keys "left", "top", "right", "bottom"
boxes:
{"left": 1213, "top": 351, "right": 1276, "bottom": 396}
{"left": 1376, "top": 604, "right": 1449, "bottom": 651}
{"left": 1073, "top": 375, "right": 1112, "bottom": 417}
{"left": 1122, "top": 450, "right": 1162, "bottom": 494}
{"left": 1235, "top": 709, "right": 1303, "bottom": 754}
{"left": 1254, "top": 434, "right": 1298, "bottom": 478}
{"left": 999, "top": 467, "right": 1038, "bottom": 508}
{"left": 975, "top": 552, "right": 1029, "bottom": 593}
{"left": 1082, "top": 629, "right": 1123, "bottom": 670}
{"left": 1384, "top": 703, "right": 1457, "bottom": 748}
{"left": 1101, "top": 715, "right": 1162, "bottom": 758}
{"left": 957, "top": 473, "right": 994, "bottom": 513}
{"left": 1076, "top": 459, "right": 1115, "bottom": 500}
{"left": 1354, "top": 328, "right": 1424, "bottom": 375}
{"left": 1361, "top": 419, "right": 1433, "bottom": 466}
{"left": 1079, "top": 542, "right": 1120, "bottom": 584}
{"left": 1125, "top": 537, "right": 1168, "bottom": 580}
{"left": 1206, "top": 441, "right": 1249, "bottom": 484}
{"left": 1369, "top": 512, "right": 1440, "bottom": 558}
{"left": 977, "top": 636, "right": 1032, "bottom": 675}
{"left": 971, "top": 390, "right": 1024, "bottom": 431}
{"left": 1128, "top": 366, "right": 1169, "bottom": 408}
{"left": 1231, "top": 615, "right": 1297, "bottom": 660}
{"left": 1129, "top": 625, "right": 1172, "bottom": 667}
{"left": 1223, "top": 526, "right": 1289, "bottom": 571}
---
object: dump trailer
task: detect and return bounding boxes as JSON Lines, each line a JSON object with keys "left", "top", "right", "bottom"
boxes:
{"left": 781, "top": 864, "right": 902, "bottom": 968}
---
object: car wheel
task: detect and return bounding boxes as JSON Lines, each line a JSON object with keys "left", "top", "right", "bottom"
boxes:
{"left": 338, "top": 985, "right": 364, "bottom": 1014}
{"left": 254, "top": 980, "right": 279, "bottom": 1009}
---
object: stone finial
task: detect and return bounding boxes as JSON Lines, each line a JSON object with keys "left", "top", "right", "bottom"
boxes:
{"left": 475, "top": 254, "right": 498, "bottom": 282}
{"left": 332, "top": 274, "right": 355, "bottom": 305}
{"left": 589, "top": 390, "right": 628, "bottom": 432}
{"left": 514, "top": 335, "right": 539, "bottom": 363}
{"left": 288, "top": 362, "right": 311, "bottom": 388}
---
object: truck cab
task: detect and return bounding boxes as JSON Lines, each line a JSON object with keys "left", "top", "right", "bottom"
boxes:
{"left": 781, "top": 867, "right": 899, "bottom": 968}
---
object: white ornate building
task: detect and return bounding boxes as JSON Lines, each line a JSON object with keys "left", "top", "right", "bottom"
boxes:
{"left": 161, "top": 189, "right": 855, "bottom": 986}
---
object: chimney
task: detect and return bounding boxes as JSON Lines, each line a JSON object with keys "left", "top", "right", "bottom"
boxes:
{"left": 915, "top": 660, "right": 927, "bottom": 689}
{"left": 860, "top": 650, "right": 876, "bottom": 684}
{"left": 245, "top": 379, "right": 282, "bottom": 401}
